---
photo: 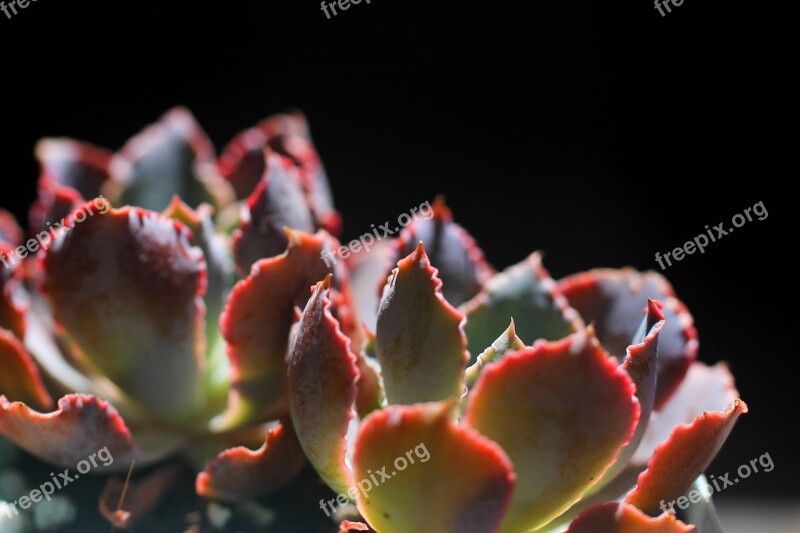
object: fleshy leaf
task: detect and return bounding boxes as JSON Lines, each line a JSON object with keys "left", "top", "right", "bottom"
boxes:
{"left": 217, "top": 127, "right": 270, "bottom": 200}
{"left": 633, "top": 362, "right": 739, "bottom": 465}
{"left": 259, "top": 111, "right": 341, "bottom": 235}
{"left": 196, "top": 420, "right": 306, "bottom": 502}
{"left": 28, "top": 178, "right": 84, "bottom": 235}
{"left": 567, "top": 502, "right": 696, "bottom": 533}
{"left": 354, "top": 402, "right": 515, "bottom": 533}
{"left": 625, "top": 399, "right": 748, "bottom": 515}
{"left": 0, "top": 394, "right": 139, "bottom": 471}
{"left": 287, "top": 277, "right": 358, "bottom": 495}
{"left": 0, "top": 329, "right": 53, "bottom": 410}
{"left": 461, "top": 252, "right": 583, "bottom": 361}
{"left": 559, "top": 269, "right": 697, "bottom": 409}
{"left": 110, "top": 107, "right": 231, "bottom": 211}
{"left": 390, "top": 198, "right": 494, "bottom": 306}
{"left": 590, "top": 300, "right": 665, "bottom": 492}
{"left": 375, "top": 243, "right": 468, "bottom": 405}
{"left": 464, "top": 319, "right": 526, "bottom": 389}
{"left": 99, "top": 463, "right": 183, "bottom": 528}
{"left": 41, "top": 202, "right": 208, "bottom": 423}
{"left": 233, "top": 152, "right": 316, "bottom": 273}
{"left": 464, "top": 328, "right": 640, "bottom": 532}
{"left": 35, "top": 138, "right": 111, "bottom": 200}
{"left": 217, "top": 229, "right": 346, "bottom": 429}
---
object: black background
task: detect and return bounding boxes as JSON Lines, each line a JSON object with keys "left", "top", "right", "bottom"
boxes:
{"left": 0, "top": 0, "right": 791, "bottom": 500}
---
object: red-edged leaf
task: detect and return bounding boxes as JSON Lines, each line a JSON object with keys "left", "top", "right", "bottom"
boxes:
{"left": 41, "top": 202, "right": 208, "bottom": 423}
{"left": 464, "top": 319, "right": 526, "bottom": 389}
{"left": 0, "top": 394, "right": 139, "bottom": 471}
{"left": 217, "top": 127, "right": 270, "bottom": 199}
{"left": 34, "top": 138, "right": 111, "bottom": 200}
{"left": 0, "top": 329, "right": 53, "bottom": 410}
{"left": 461, "top": 252, "right": 583, "bottom": 361}
{"left": 259, "top": 111, "right": 341, "bottom": 235}
{"left": 464, "top": 328, "right": 640, "bottom": 532}
{"left": 633, "top": 362, "right": 739, "bottom": 465}
{"left": 233, "top": 152, "right": 316, "bottom": 273}
{"left": 389, "top": 198, "right": 494, "bottom": 306}
{"left": 376, "top": 243, "right": 469, "bottom": 405}
{"left": 110, "top": 107, "right": 231, "bottom": 211}
{"left": 559, "top": 269, "right": 697, "bottom": 409}
{"left": 354, "top": 402, "right": 515, "bottom": 533}
{"left": 625, "top": 399, "right": 748, "bottom": 515}
{"left": 196, "top": 420, "right": 306, "bottom": 502}
{"left": 288, "top": 277, "right": 358, "bottom": 494}
{"left": 339, "top": 521, "right": 370, "bottom": 532}
{"left": 99, "top": 463, "right": 183, "bottom": 528}
{"left": 567, "top": 502, "right": 696, "bottom": 533}
{"left": 28, "top": 178, "right": 85, "bottom": 235}
{"left": 218, "top": 229, "right": 346, "bottom": 429}
{"left": 591, "top": 300, "right": 665, "bottom": 491}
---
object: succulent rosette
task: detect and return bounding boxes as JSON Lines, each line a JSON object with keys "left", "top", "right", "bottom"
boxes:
{"left": 0, "top": 108, "right": 745, "bottom": 532}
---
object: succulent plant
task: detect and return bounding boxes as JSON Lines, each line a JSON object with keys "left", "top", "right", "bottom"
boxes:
{"left": 0, "top": 108, "right": 745, "bottom": 532}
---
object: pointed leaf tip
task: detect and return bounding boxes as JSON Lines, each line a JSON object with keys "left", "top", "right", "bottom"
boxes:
{"left": 465, "top": 328, "right": 640, "bottom": 532}
{"left": 288, "top": 279, "right": 358, "bottom": 495}
{"left": 376, "top": 245, "right": 468, "bottom": 405}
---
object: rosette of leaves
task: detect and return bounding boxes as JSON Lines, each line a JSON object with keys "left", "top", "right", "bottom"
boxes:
{"left": 0, "top": 109, "right": 744, "bottom": 532}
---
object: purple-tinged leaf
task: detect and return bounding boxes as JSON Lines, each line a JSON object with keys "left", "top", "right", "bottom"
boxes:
{"left": 259, "top": 111, "right": 341, "bottom": 235}
{"left": 559, "top": 268, "right": 697, "bottom": 409}
{"left": 590, "top": 299, "right": 665, "bottom": 492}
{"left": 110, "top": 107, "right": 232, "bottom": 211}
{"left": 233, "top": 152, "right": 316, "bottom": 274}
{"left": 41, "top": 202, "right": 208, "bottom": 423}
{"left": 217, "top": 127, "right": 270, "bottom": 200}
{"left": 390, "top": 198, "right": 494, "bottom": 307}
